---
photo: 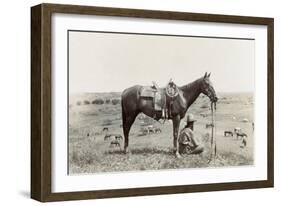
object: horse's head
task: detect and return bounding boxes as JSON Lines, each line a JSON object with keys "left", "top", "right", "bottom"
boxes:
{"left": 201, "top": 72, "right": 218, "bottom": 103}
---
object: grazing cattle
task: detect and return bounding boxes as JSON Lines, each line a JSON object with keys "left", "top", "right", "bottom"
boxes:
{"left": 109, "top": 140, "right": 121, "bottom": 148}
{"left": 147, "top": 125, "right": 155, "bottom": 133}
{"left": 236, "top": 132, "right": 247, "bottom": 139}
{"left": 240, "top": 134, "right": 247, "bottom": 148}
{"left": 224, "top": 131, "right": 233, "bottom": 137}
{"left": 139, "top": 126, "right": 161, "bottom": 135}
{"left": 242, "top": 118, "right": 249, "bottom": 123}
{"left": 105, "top": 134, "right": 123, "bottom": 141}
{"left": 104, "top": 134, "right": 111, "bottom": 141}
{"left": 140, "top": 127, "right": 149, "bottom": 135}
{"left": 241, "top": 138, "right": 247, "bottom": 147}
{"left": 200, "top": 113, "right": 208, "bottom": 118}
{"left": 234, "top": 127, "right": 241, "bottom": 134}
{"left": 114, "top": 135, "right": 123, "bottom": 141}
{"left": 154, "top": 128, "right": 162, "bottom": 133}
{"left": 140, "top": 125, "right": 155, "bottom": 134}
{"left": 102, "top": 127, "right": 109, "bottom": 132}
{"left": 206, "top": 123, "right": 214, "bottom": 128}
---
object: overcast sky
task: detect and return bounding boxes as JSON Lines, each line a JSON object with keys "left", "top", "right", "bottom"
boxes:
{"left": 69, "top": 31, "right": 254, "bottom": 94}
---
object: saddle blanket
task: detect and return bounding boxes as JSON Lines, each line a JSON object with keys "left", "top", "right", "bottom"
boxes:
{"left": 139, "top": 86, "right": 157, "bottom": 98}
{"left": 140, "top": 86, "right": 163, "bottom": 111}
{"left": 154, "top": 92, "right": 163, "bottom": 111}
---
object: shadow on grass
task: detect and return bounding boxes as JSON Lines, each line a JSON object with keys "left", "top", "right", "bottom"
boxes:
{"left": 104, "top": 147, "right": 173, "bottom": 155}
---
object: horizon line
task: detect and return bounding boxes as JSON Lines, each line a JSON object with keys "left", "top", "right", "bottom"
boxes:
{"left": 69, "top": 90, "right": 255, "bottom": 95}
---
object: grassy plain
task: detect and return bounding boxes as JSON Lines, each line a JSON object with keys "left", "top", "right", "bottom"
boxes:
{"left": 68, "top": 92, "right": 254, "bottom": 174}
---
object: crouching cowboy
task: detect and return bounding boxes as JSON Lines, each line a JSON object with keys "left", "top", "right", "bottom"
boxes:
{"left": 178, "top": 114, "right": 204, "bottom": 155}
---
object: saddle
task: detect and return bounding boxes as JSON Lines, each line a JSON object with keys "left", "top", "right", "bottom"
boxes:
{"left": 139, "top": 80, "right": 179, "bottom": 119}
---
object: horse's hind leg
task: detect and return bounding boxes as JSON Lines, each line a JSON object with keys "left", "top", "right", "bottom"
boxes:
{"left": 123, "top": 113, "right": 138, "bottom": 154}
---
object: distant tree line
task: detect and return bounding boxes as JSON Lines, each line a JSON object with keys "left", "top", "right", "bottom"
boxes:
{"left": 76, "top": 98, "right": 121, "bottom": 106}
{"left": 92, "top": 99, "right": 104, "bottom": 105}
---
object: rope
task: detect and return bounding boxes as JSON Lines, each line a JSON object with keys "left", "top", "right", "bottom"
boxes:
{"left": 208, "top": 101, "right": 217, "bottom": 163}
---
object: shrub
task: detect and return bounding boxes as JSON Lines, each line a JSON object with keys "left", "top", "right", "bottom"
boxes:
{"left": 83, "top": 100, "right": 90, "bottom": 105}
{"left": 112, "top": 98, "right": 121, "bottom": 105}
{"left": 102, "top": 119, "right": 113, "bottom": 126}
{"left": 105, "top": 99, "right": 110, "bottom": 104}
{"left": 92, "top": 98, "right": 104, "bottom": 105}
{"left": 76, "top": 101, "right": 82, "bottom": 106}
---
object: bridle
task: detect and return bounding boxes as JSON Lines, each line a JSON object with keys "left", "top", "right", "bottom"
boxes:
{"left": 202, "top": 83, "right": 217, "bottom": 102}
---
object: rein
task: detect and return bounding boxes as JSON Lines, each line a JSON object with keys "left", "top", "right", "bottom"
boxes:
{"left": 208, "top": 101, "right": 217, "bottom": 163}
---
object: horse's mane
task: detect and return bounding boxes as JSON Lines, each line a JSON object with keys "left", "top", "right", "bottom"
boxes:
{"left": 179, "top": 77, "right": 203, "bottom": 92}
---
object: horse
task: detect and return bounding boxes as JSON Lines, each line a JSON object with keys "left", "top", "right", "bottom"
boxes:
{"left": 121, "top": 72, "right": 217, "bottom": 158}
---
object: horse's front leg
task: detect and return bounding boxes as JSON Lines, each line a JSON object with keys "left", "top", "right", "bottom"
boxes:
{"left": 172, "top": 115, "right": 181, "bottom": 158}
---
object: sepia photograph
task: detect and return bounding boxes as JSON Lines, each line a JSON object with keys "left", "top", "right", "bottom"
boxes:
{"left": 68, "top": 30, "right": 255, "bottom": 174}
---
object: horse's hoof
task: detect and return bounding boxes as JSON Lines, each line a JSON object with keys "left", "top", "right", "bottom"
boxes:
{"left": 124, "top": 148, "right": 130, "bottom": 154}
{"left": 175, "top": 151, "right": 182, "bottom": 159}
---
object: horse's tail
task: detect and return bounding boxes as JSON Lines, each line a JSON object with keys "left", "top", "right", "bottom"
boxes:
{"left": 120, "top": 86, "right": 134, "bottom": 126}
{"left": 121, "top": 85, "right": 141, "bottom": 136}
